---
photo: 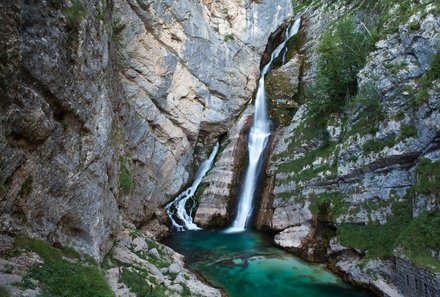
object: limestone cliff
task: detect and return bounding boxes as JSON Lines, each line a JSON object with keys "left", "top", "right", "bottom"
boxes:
{"left": 260, "top": 1, "right": 440, "bottom": 296}
{"left": 0, "top": 0, "right": 292, "bottom": 260}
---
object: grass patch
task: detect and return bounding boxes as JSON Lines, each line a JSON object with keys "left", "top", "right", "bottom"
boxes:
{"left": 15, "top": 238, "right": 63, "bottom": 262}
{"left": 337, "top": 199, "right": 412, "bottom": 259}
{"left": 0, "top": 286, "right": 10, "bottom": 297}
{"left": 415, "top": 52, "right": 440, "bottom": 105}
{"left": 19, "top": 175, "right": 33, "bottom": 196}
{"left": 14, "top": 238, "right": 114, "bottom": 297}
{"left": 412, "top": 158, "right": 440, "bottom": 198}
{"left": 278, "top": 142, "right": 336, "bottom": 175}
{"left": 64, "top": 0, "right": 87, "bottom": 29}
{"left": 396, "top": 211, "right": 440, "bottom": 272}
{"left": 308, "top": 192, "right": 350, "bottom": 221}
{"left": 362, "top": 137, "right": 397, "bottom": 154}
{"left": 399, "top": 124, "right": 417, "bottom": 140}
{"left": 119, "top": 155, "right": 133, "bottom": 196}
{"left": 224, "top": 33, "right": 235, "bottom": 41}
{"left": 30, "top": 261, "right": 114, "bottom": 297}
{"left": 120, "top": 267, "right": 168, "bottom": 297}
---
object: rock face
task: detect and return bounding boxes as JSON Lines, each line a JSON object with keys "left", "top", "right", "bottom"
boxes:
{"left": 114, "top": 0, "right": 292, "bottom": 226}
{"left": 262, "top": 1, "right": 440, "bottom": 296}
{"left": 0, "top": 0, "right": 120, "bottom": 259}
{"left": 0, "top": 0, "right": 292, "bottom": 259}
{"left": 194, "top": 107, "right": 253, "bottom": 226}
{"left": 105, "top": 223, "right": 222, "bottom": 297}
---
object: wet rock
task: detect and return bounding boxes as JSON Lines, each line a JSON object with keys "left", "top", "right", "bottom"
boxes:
{"left": 195, "top": 107, "right": 253, "bottom": 227}
{"left": 266, "top": 54, "right": 303, "bottom": 109}
{"left": 274, "top": 225, "right": 312, "bottom": 249}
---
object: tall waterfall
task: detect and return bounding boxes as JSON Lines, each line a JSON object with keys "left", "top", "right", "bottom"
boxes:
{"left": 165, "top": 143, "right": 219, "bottom": 231}
{"left": 227, "top": 19, "right": 301, "bottom": 233}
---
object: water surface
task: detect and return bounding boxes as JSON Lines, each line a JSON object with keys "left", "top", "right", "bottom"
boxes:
{"left": 163, "top": 230, "right": 373, "bottom": 297}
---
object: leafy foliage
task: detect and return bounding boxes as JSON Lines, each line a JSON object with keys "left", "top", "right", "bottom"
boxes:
{"left": 307, "top": 16, "right": 376, "bottom": 115}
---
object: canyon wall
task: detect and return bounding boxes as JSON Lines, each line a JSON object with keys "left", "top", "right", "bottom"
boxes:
{"left": 260, "top": 1, "right": 440, "bottom": 295}
{"left": 0, "top": 0, "right": 292, "bottom": 259}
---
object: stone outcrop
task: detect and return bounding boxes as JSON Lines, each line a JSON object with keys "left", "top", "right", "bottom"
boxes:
{"left": 105, "top": 223, "right": 222, "bottom": 297}
{"left": 0, "top": 0, "right": 292, "bottom": 259}
{"left": 194, "top": 107, "right": 253, "bottom": 227}
{"left": 261, "top": 1, "right": 440, "bottom": 296}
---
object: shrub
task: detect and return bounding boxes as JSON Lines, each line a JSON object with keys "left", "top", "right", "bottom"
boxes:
{"left": 307, "top": 15, "right": 376, "bottom": 115}
{"left": 64, "top": 0, "right": 87, "bottom": 29}
{"left": 344, "top": 84, "right": 384, "bottom": 138}
{"left": 399, "top": 124, "right": 417, "bottom": 139}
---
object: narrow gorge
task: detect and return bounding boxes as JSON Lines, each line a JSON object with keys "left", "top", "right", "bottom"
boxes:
{"left": 0, "top": 0, "right": 439, "bottom": 297}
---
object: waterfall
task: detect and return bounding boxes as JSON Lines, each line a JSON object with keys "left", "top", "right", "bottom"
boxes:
{"left": 227, "top": 19, "right": 301, "bottom": 233}
{"left": 165, "top": 142, "right": 219, "bottom": 231}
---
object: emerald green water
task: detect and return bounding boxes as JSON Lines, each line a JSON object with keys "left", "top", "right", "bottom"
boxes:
{"left": 163, "top": 230, "right": 373, "bottom": 297}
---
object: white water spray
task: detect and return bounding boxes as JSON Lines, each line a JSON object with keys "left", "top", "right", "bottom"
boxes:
{"left": 165, "top": 143, "right": 219, "bottom": 231}
{"left": 227, "top": 19, "right": 301, "bottom": 233}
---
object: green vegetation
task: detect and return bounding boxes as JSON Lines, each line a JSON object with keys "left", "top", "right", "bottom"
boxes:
{"left": 338, "top": 160, "right": 440, "bottom": 273}
{"left": 306, "top": 15, "right": 376, "bottom": 115}
{"left": 195, "top": 182, "right": 208, "bottom": 201}
{"left": 412, "top": 158, "right": 440, "bottom": 198}
{"left": 14, "top": 238, "right": 114, "bottom": 297}
{"left": 278, "top": 142, "right": 337, "bottom": 180}
{"left": 19, "top": 175, "right": 33, "bottom": 196}
{"left": 337, "top": 199, "right": 412, "bottom": 259}
{"left": 60, "top": 119, "right": 69, "bottom": 130}
{"left": 119, "top": 155, "right": 133, "bottom": 196}
{"left": 344, "top": 84, "right": 384, "bottom": 138}
{"left": 399, "top": 124, "right": 417, "bottom": 139}
{"left": 64, "top": 0, "right": 87, "bottom": 29}
{"left": 384, "top": 61, "right": 408, "bottom": 74}
{"left": 120, "top": 267, "right": 168, "bottom": 297}
{"left": 362, "top": 137, "right": 397, "bottom": 154}
{"left": 396, "top": 211, "right": 440, "bottom": 272}
{"left": 308, "top": 192, "right": 350, "bottom": 221}
{"left": 416, "top": 52, "right": 440, "bottom": 104}
{"left": 224, "top": 33, "right": 235, "bottom": 41}
{"left": 0, "top": 286, "right": 10, "bottom": 297}
{"left": 112, "top": 19, "right": 125, "bottom": 43}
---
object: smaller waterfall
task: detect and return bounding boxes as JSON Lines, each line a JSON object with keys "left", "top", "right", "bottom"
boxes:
{"left": 165, "top": 143, "right": 219, "bottom": 231}
{"left": 227, "top": 19, "right": 301, "bottom": 233}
